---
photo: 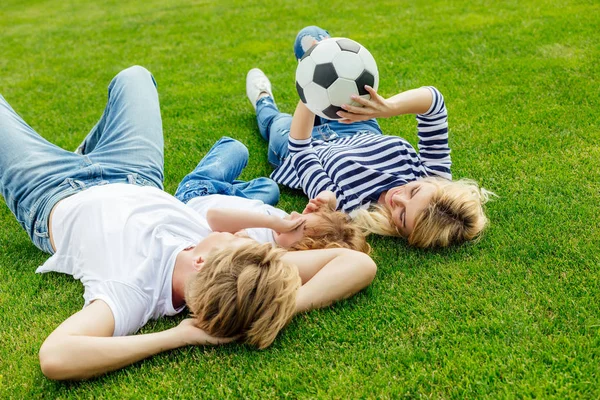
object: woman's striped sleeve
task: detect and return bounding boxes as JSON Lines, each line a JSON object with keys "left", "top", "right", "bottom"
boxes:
{"left": 416, "top": 86, "right": 452, "bottom": 180}
{"left": 288, "top": 137, "right": 348, "bottom": 209}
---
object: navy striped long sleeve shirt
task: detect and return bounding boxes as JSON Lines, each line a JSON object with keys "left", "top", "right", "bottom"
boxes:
{"left": 270, "top": 86, "right": 451, "bottom": 212}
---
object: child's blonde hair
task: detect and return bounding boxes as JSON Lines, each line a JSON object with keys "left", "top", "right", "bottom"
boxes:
{"left": 352, "top": 177, "right": 493, "bottom": 248}
{"left": 185, "top": 242, "right": 301, "bottom": 349}
{"left": 289, "top": 209, "right": 371, "bottom": 254}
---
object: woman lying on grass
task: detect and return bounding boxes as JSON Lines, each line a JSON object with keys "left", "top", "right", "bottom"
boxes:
{"left": 0, "top": 66, "right": 376, "bottom": 380}
{"left": 246, "top": 26, "right": 493, "bottom": 248}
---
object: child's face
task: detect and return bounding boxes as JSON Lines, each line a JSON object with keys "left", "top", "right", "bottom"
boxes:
{"left": 275, "top": 212, "right": 322, "bottom": 248}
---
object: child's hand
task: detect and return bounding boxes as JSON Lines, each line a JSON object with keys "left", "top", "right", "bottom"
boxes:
{"left": 303, "top": 191, "right": 337, "bottom": 214}
{"left": 270, "top": 216, "right": 306, "bottom": 234}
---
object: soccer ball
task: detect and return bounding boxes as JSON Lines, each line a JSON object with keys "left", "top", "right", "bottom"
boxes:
{"left": 295, "top": 37, "right": 379, "bottom": 120}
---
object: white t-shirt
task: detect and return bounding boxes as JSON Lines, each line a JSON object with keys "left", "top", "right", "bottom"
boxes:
{"left": 186, "top": 195, "right": 288, "bottom": 244}
{"left": 36, "top": 184, "right": 212, "bottom": 337}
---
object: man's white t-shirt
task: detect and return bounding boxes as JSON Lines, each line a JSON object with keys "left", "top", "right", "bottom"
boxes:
{"left": 36, "top": 184, "right": 212, "bottom": 337}
{"left": 186, "top": 194, "right": 288, "bottom": 244}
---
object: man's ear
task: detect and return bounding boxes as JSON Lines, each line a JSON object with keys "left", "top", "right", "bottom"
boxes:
{"left": 193, "top": 256, "right": 205, "bottom": 271}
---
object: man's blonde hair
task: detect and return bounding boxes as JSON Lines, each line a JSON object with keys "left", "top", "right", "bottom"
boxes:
{"left": 289, "top": 210, "right": 371, "bottom": 254}
{"left": 352, "top": 177, "right": 493, "bottom": 248}
{"left": 185, "top": 242, "right": 301, "bottom": 349}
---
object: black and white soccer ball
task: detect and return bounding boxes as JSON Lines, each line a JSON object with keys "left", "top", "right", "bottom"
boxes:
{"left": 295, "top": 37, "right": 379, "bottom": 120}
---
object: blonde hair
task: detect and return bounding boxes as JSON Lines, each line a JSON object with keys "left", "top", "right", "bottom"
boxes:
{"left": 185, "top": 242, "right": 301, "bottom": 349}
{"left": 352, "top": 177, "right": 493, "bottom": 248}
{"left": 289, "top": 210, "right": 371, "bottom": 254}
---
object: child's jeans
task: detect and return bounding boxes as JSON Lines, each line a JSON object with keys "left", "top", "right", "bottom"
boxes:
{"left": 175, "top": 136, "right": 280, "bottom": 206}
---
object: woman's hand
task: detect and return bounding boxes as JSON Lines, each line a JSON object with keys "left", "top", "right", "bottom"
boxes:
{"left": 174, "top": 319, "right": 237, "bottom": 346}
{"left": 303, "top": 190, "right": 337, "bottom": 214}
{"left": 336, "top": 85, "right": 394, "bottom": 123}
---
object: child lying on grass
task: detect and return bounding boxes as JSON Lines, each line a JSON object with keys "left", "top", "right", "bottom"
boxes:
{"left": 175, "top": 137, "right": 370, "bottom": 254}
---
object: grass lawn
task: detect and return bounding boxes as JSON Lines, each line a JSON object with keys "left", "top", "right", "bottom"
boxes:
{"left": 1, "top": 0, "right": 599, "bottom": 397}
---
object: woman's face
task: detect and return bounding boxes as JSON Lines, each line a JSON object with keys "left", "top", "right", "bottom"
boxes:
{"left": 379, "top": 181, "right": 437, "bottom": 236}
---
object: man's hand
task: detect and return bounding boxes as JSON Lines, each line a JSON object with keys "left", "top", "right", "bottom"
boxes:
{"left": 336, "top": 85, "right": 393, "bottom": 123}
{"left": 303, "top": 191, "right": 337, "bottom": 214}
{"left": 173, "top": 319, "right": 237, "bottom": 346}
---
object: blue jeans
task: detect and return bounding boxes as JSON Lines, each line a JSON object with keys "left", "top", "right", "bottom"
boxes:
{"left": 175, "top": 137, "right": 280, "bottom": 206}
{"left": 255, "top": 26, "right": 384, "bottom": 167}
{"left": 0, "top": 66, "right": 163, "bottom": 254}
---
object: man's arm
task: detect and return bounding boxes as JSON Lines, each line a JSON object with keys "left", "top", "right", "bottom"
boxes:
{"left": 206, "top": 208, "right": 304, "bottom": 234}
{"left": 39, "top": 300, "right": 231, "bottom": 380}
{"left": 281, "top": 248, "right": 377, "bottom": 314}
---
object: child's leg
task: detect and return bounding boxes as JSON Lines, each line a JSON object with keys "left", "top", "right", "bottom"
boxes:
{"left": 231, "top": 178, "right": 280, "bottom": 206}
{"left": 78, "top": 66, "right": 164, "bottom": 189}
{"left": 175, "top": 137, "right": 279, "bottom": 204}
{"left": 0, "top": 94, "right": 81, "bottom": 253}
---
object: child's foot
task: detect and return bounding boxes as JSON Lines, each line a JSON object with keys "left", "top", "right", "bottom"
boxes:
{"left": 246, "top": 68, "right": 275, "bottom": 110}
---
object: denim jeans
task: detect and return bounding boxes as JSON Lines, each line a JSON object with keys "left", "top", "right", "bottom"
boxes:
{"left": 175, "top": 136, "right": 280, "bottom": 206}
{"left": 0, "top": 65, "right": 163, "bottom": 254}
{"left": 255, "top": 26, "right": 384, "bottom": 167}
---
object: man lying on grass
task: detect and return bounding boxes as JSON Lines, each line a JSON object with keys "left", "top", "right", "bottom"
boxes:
{"left": 0, "top": 66, "right": 376, "bottom": 380}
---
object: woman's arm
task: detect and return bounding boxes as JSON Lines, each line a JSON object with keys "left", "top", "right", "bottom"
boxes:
{"left": 337, "top": 86, "right": 433, "bottom": 123}
{"left": 290, "top": 100, "right": 316, "bottom": 141}
{"left": 207, "top": 208, "right": 304, "bottom": 234}
{"left": 339, "top": 86, "right": 451, "bottom": 179}
{"left": 281, "top": 248, "right": 377, "bottom": 313}
{"left": 286, "top": 102, "right": 349, "bottom": 209}
{"left": 39, "top": 300, "right": 232, "bottom": 380}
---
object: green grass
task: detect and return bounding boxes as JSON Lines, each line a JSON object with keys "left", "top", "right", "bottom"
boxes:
{"left": 1, "top": 0, "right": 599, "bottom": 397}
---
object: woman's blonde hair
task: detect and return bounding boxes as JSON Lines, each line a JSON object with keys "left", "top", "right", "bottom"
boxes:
{"left": 289, "top": 210, "right": 371, "bottom": 254}
{"left": 185, "top": 242, "right": 301, "bottom": 349}
{"left": 352, "top": 177, "right": 493, "bottom": 248}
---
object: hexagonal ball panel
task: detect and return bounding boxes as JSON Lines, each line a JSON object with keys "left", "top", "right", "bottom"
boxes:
{"left": 296, "top": 57, "right": 317, "bottom": 87}
{"left": 303, "top": 82, "right": 332, "bottom": 114}
{"left": 309, "top": 38, "right": 342, "bottom": 64}
{"left": 336, "top": 38, "right": 361, "bottom": 53}
{"left": 356, "top": 70, "right": 375, "bottom": 96}
{"left": 327, "top": 78, "right": 358, "bottom": 107}
{"left": 322, "top": 105, "right": 343, "bottom": 120}
{"left": 313, "top": 63, "right": 338, "bottom": 89}
{"left": 332, "top": 51, "right": 364, "bottom": 80}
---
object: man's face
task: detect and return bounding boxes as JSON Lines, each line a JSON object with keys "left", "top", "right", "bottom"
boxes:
{"left": 183, "top": 232, "right": 256, "bottom": 271}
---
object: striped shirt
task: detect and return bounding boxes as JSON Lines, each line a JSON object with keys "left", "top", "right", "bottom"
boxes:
{"left": 270, "top": 86, "right": 451, "bottom": 212}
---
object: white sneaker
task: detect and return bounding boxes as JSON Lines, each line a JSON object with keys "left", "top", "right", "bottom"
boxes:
{"left": 246, "top": 68, "right": 275, "bottom": 110}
